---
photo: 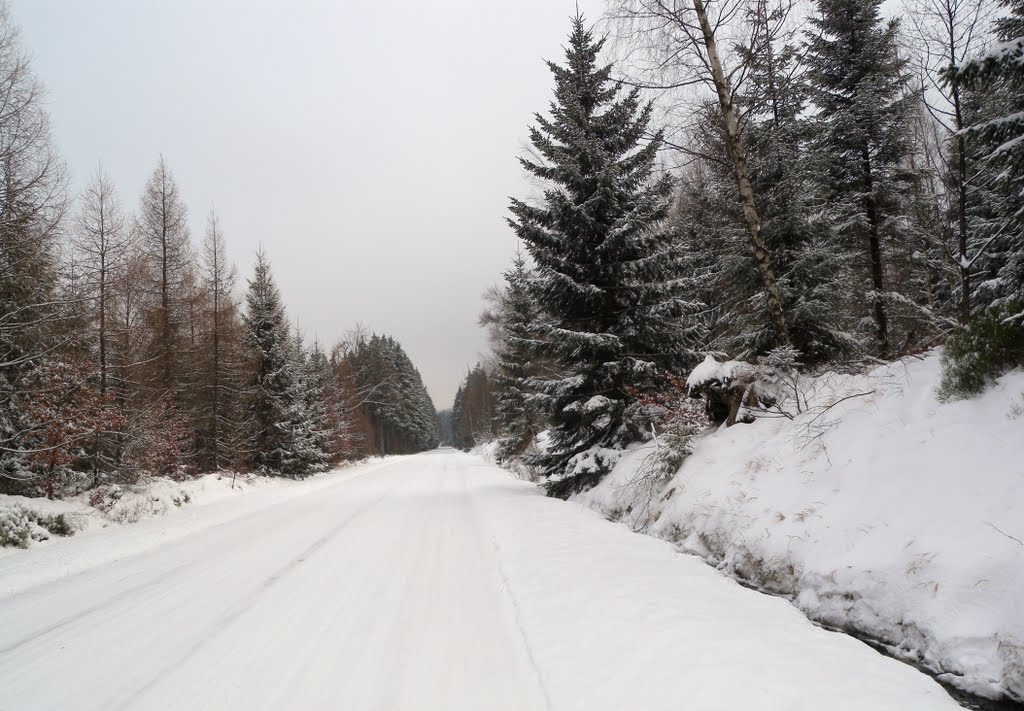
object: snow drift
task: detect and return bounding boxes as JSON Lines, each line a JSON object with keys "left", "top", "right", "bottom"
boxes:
{"left": 567, "top": 352, "right": 1024, "bottom": 703}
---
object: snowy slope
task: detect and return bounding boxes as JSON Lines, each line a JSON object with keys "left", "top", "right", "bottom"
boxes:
{"left": 574, "top": 353, "right": 1024, "bottom": 703}
{"left": 0, "top": 450, "right": 959, "bottom": 710}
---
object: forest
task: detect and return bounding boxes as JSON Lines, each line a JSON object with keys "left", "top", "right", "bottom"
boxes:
{"left": 450, "top": 0, "right": 1024, "bottom": 495}
{"left": 0, "top": 5, "right": 437, "bottom": 499}
{"left": 0, "top": 0, "right": 1022, "bottom": 704}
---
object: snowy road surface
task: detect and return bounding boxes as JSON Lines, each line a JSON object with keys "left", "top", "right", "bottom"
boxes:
{"left": 0, "top": 449, "right": 959, "bottom": 710}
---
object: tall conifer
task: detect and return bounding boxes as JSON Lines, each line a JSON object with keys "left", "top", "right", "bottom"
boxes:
{"left": 508, "top": 16, "right": 702, "bottom": 494}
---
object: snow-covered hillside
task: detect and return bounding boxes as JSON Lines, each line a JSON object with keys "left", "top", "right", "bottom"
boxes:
{"left": 562, "top": 353, "right": 1024, "bottom": 703}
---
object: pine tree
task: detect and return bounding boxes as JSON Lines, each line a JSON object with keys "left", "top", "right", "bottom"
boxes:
{"left": 281, "top": 328, "right": 328, "bottom": 476}
{"left": 346, "top": 333, "right": 437, "bottom": 455}
{"left": 721, "top": 5, "right": 860, "bottom": 363}
{"left": 388, "top": 340, "right": 438, "bottom": 453}
{"left": 243, "top": 250, "right": 294, "bottom": 475}
{"left": 805, "top": 0, "right": 917, "bottom": 356}
{"left": 494, "top": 254, "right": 543, "bottom": 460}
{"left": 450, "top": 382, "right": 466, "bottom": 450}
{"left": 308, "top": 341, "right": 352, "bottom": 464}
{"left": 508, "top": 16, "right": 703, "bottom": 494}
{"left": 949, "top": 0, "right": 1024, "bottom": 311}
{"left": 452, "top": 365, "right": 496, "bottom": 450}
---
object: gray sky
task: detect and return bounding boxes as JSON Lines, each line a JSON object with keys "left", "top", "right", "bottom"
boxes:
{"left": 11, "top": 0, "right": 604, "bottom": 408}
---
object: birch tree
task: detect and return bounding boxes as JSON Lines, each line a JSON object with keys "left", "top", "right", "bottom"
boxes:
{"left": 608, "top": 0, "right": 792, "bottom": 345}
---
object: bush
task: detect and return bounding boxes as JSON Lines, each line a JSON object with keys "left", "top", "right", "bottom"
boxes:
{"left": 0, "top": 507, "right": 33, "bottom": 548}
{"left": 940, "top": 304, "right": 1024, "bottom": 400}
{"left": 0, "top": 506, "right": 82, "bottom": 547}
{"left": 35, "top": 512, "right": 82, "bottom": 537}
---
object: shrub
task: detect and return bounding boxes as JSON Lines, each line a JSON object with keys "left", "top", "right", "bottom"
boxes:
{"left": 939, "top": 304, "right": 1024, "bottom": 400}
{"left": 0, "top": 507, "right": 33, "bottom": 548}
{"left": 35, "top": 512, "right": 82, "bottom": 537}
{"left": 0, "top": 506, "right": 83, "bottom": 547}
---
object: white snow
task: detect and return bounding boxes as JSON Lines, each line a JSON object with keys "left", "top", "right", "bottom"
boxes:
{"left": 0, "top": 460, "right": 393, "bottom": 596}
{"left": 583, "top": 394, "right": 612, "bottom": 412}
{"left": 575, "top": 352, "right": 1024, "bottom": 703}
{"left": 687, "top": 353, "right": 738, "bottom": 390}
{"left": 0, "top": 449, "right": 959, "bottom": 710}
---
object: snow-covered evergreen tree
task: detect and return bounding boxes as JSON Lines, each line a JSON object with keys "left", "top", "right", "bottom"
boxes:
{"left": 508, "top": 16, "right": 704, "bottom": 494}
{"left": 243, "top": 251, "right": 288, "bottom": 474}
{"left": 281, "top": 329, "right": 329, "bottom": 476}
{"left": 307, "top": 341, "right": 351, "bottom": 465}
{"left": 347, "top": 333, "right": 437, "bottom": 455}
{"left": 243, "top": 251, "right": 322, "bottom": 477}
{"left": 390, "top": 341, "right": 438, "bottom": 452}
{"left": 451, "top": 364, "right": 496, "bottom": 450}
{"left": 726, "top": 11, "right": 860, "bottom": 363}
{"left": 805, "top": 0, "right": 917, "bottom": 356}
{"left": 949, "top": 0, "right": 1024, "bottom": 311}
{"left": 494, "top": 254, "right": 543, "bottom": 460}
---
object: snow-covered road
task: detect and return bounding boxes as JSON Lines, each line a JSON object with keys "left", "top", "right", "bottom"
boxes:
{"left": 0, "top": 449, "right": 959, "bottom": 710}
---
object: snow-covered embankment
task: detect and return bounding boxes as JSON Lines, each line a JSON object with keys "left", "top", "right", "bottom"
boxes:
{"left": 565, "top": 354, "right": 1024, "bottom": 703}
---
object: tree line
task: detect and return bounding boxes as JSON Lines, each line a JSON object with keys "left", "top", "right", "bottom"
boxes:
{"left": 456, "top": 0, "right": 1023, "bottom": 495}
{"left": 0, "top": 6, "right": 436, "bottom": 498}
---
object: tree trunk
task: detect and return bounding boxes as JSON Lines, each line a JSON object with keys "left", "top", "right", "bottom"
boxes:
{"left": 161, "top": 182, "right": 172, "bottom": 393}
{"left": 692, "top": 0, "right": 791, "bottom": 347}
{"left": 952, "top": 83, "right": 971, "bottom": 322}
{"left": 212, "top": 252, "right": 221, "bottom": 470}
{"left": 861, "top": 146, "right": 890, "bottom": 357}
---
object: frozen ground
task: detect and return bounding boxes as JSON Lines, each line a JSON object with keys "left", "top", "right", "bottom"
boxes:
{"left": 571, "top": 353, "right": 1024, "bottom": 703}
{"left": 0, "top": 449, "right": 959, "bottom": 710}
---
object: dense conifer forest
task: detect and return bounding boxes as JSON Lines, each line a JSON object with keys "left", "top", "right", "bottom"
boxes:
{"left": 455, "top": 3, "right": 1024, "bottom": 498}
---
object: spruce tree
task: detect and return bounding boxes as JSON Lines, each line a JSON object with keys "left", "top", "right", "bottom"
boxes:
{"left": 727, "top": 11, "right": 860, "bottom": 363}
{"left": 805, "top": 0, "right": 916, "bottom": 356}
{"left": 282, "top": 329, "right": 328, "bottom": 476}
{"left": 450, "top": 382, "right": 467, "bottom": 450}
{"left": 308, "top": 341, "right": 348, "bottom": 465}
{"left": 452, "top": 365, "right": 496, "bottom": 450}
{"left": 508, "top": 16, "right": 702, "bottom": 494}
{"left": 347, "top": 333, "right": 437, "bottom": 455}
{"left": 243, "top": 251, "right": 295, "bottom": 475}
{"left": 494, "top": 254, "right": 543, "bottom": 460}
{"left": 949, "top": 0, "right": 1024, "bottom": 310}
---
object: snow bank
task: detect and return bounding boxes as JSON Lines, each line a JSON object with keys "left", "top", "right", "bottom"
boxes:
{"left": 0, "top": 460, "right": 390, "bottom": 596}
{"left": 575, "top": 352, "right": 1024, "bottom": 703}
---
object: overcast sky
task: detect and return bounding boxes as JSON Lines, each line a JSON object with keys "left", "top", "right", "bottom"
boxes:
{"left": 11, "top": 0, "right": 604, "bottom": 408}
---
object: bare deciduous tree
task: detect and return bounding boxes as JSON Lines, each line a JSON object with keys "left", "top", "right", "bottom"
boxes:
{"left": 198, "top": 210, "right": 246, "bottom": 469}
{"left": 608, "top": 0, "right": 791, "bottom": 346}
{"left": 905, "top": 0, "right": 996, "bottom": 319}
{"left": 74, "top": 166, "right": 128, "bottom": 394}
{"left": 137, "top": 156, "right": 191, "bottom": 394}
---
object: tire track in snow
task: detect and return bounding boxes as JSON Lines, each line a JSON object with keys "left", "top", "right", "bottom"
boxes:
{"left": 0, "top": 461, "right": 395, "bottom": 661}
{"left": 0, "top": 561, "right": 193, "bottom": 656}
{"left": 486, "top": 534, "right": 553, "bottom": 711}
{"left": 115, "top": 470, "right": 409, "bottom": 710}
{"left": 461, "top": 463, "right": 554, "bottom": 711}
